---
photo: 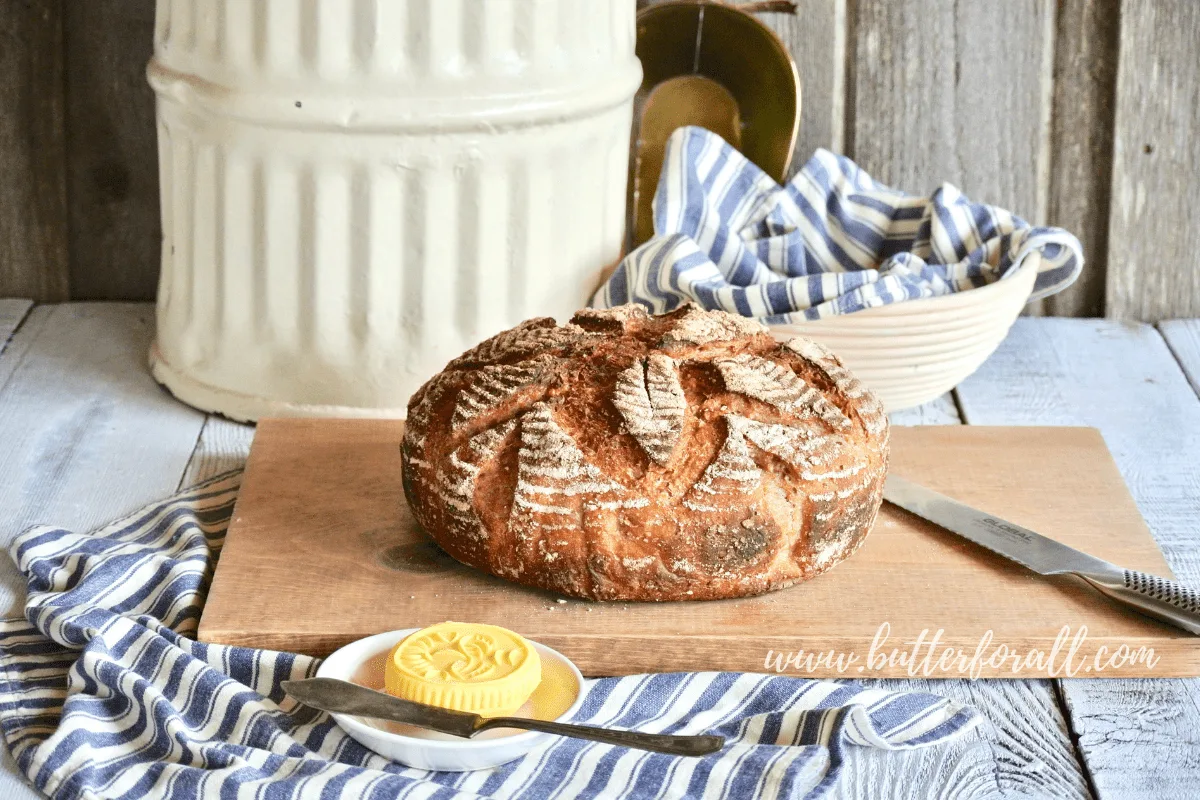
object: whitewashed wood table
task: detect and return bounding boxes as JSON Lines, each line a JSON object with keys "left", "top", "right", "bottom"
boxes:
{"left": 1, "top": 299, "right": 1198, "bottom": 799}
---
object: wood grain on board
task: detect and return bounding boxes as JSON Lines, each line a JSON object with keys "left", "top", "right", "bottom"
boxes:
{"left": 0, "top": 0, "right": 69, "bottom": 302}
{"left": 957, "top": 318, "right": 1200, "bottom": 800}
{"left": 1106, "top": 0, "right": 1200, "bottom": 322}
{"left": 200, "top": 419, "right": 1196, "bottom": 680}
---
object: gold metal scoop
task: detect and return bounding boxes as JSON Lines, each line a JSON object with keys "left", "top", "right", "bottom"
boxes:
{"left": 630, "top": 0, "right": 802, "bottom": 248}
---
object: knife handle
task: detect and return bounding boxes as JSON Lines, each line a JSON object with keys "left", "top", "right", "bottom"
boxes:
{"left": 476, "top": 717, "right": 725, "bottom": 757}
{"left": 1078, "top": 570, "right": 1200, "bottom": 635}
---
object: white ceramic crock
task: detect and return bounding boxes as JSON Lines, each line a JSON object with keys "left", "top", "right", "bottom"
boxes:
{"left": 148, "top": 0, "right": 641, "bottom": 421}
{"left": 770, "top": 258, "right": 1040, "bottom": 411}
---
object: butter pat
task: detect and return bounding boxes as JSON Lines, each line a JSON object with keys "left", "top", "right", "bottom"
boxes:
{"left": 385, "top": 622, "right": 542, "bottom": 718}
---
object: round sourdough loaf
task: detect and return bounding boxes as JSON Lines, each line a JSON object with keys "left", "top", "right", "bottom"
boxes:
{"left": 401, "top": 304, "right": 890, "bottom": 601}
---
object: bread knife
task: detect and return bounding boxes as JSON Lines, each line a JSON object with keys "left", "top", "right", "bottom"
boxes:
{"left": 883, "top": 475, "right": 1200, "bottom": 635}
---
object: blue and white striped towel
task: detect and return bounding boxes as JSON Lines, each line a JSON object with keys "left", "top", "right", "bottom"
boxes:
{"left": 0, "top": 473, "right": 980, "bottom": 799}
{"left": 593, "top": 126, "right": 1083, "bottom": 321}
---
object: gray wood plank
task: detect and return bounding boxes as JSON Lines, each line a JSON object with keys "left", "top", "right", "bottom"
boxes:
{"left": 0, "top": 0, "right": 69, "bottom": 302}
{"left": 848, "top": 0, "right": 1054, "bottom": 221}
{"left": 1106, "top": 1, "right": 1200, "bottom": 322}
{"left": 1160, "top": 320, "right": 1200, "bottom": 400}
{"left": 0, "top": 304, "right": 206, "bottom": 616}
{"left": 1041, "top": 0, "right": 1119, "bottom": 318}
{"left": 0, "top": 300, "right": 33, "bottom": 355}
{"left": 179, "top": 415, "right": 254, "bottom": 489}
{"left": 836, "top": 680, "right": 1089, "bottom": 800}
{"left": 63, "top": 0, "right": 161, "bottom": 301}
{"left": 0, "top": 303, "right": 206, "bottom": 798}
{"left": 0, "top": 304, "right": 46, "bottom": 800}
{"left": 888, "top": 393, "right": 961, "bottom": 426}
{"left": 0, "top": 306, "right": 52, "bottom": 400}
{"left": 957, "top": 317, "right": 1200, "bottom": 799}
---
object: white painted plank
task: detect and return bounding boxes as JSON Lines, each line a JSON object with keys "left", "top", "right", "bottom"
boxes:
{"left": 888, "top": 393, "right": 961, "bottom": 426}
{"left": 179, "top": 415, "right": 254, "bottom": 489}
{"left": 0, "top": 303, "right": 207, "bottom": 799}
{"left": 0, "top": 304, "right": 212, "bottom": 792}
{"left": 957, "top": 317, "right": 1200, "bottom": 799}
{"left": 836, "top": 680, "right": 1089, "bottom": 800}
{"left": 0, "top": 301, "right": 48, "bottom": 800}
{"left": 0, "top": 303, "right": 207, "bottom": 618}
{"left": 0, "top": 300, "right": 32, "bottom": 351}
{"left": 0, "top": 304, "right": 205, "bottom": 549}
{"left": 1160, "top": 320, "right": 1200, "bottom": 400}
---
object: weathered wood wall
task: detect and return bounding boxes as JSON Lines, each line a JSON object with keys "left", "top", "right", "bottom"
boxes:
{"left": 1, "top": 0, "right": 1197, "bottom": 320}
{"left": 0, "top": 0, "right": 68, "bottom": 302}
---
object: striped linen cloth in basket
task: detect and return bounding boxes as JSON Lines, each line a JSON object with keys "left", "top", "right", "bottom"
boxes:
{"left": 593, "top": 126, "right": 1083, "bottom": 321}
{"left": 0, "top": 473, "right": 980, "bottom": 799}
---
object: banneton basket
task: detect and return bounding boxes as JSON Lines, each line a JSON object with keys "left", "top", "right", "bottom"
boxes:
{"left": 147, "top": 0, "right": 640, "bottom": 421}
{"left": 768, "top": 258, "right": 1040, "bottom": 411}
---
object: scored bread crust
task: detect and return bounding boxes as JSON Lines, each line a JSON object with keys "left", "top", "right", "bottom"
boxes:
{"left": 401, "top": 304, "right": 890, "bottom": 601}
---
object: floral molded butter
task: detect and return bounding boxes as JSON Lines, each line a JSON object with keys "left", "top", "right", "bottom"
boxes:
{"left": 385, "top": 622, "right": 542, "bottom": 718}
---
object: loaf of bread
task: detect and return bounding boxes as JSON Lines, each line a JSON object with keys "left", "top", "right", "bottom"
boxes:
{"left": 401, "top": 304, "right": 889, "bottom": 601}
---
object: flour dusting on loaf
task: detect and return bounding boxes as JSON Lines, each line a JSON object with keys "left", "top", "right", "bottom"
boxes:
{"left": 402, "top": 303, "right": 890, "bottom": 601}
{"left": 683, "top": 416, "right": 763, "bottom": 514}
{"left": 450, "top": 355, "right": 557, "bottom": 428}
{"left": 612, "top": 354, "right": 686, "bottom": 465}
{"left": 439, "top": 420, "right": 516, "bottom": 537}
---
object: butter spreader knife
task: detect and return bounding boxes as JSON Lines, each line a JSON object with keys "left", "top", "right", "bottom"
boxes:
{"left": 283, "top": 677, "right": 725, "bottom": 756}
{"left": 883, "top": 475, "right": 1200, "bottom": 635}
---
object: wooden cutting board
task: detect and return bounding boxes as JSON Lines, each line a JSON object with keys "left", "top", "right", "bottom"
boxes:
{"left": 199, "top": 419, "right": 1200, "bottom": 678}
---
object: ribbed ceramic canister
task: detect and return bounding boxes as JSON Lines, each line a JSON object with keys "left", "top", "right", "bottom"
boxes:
{"left": 147, "top": 0, "right": 641, "bottom": 421}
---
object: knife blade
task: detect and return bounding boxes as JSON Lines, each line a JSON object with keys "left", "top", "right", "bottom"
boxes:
{"left": 883, "top": 475, "right": 1200, "bottom": 635}
{"left": 883, "top": 475, "right": 1118, "bottom": 577}
{"left": 282, "top": 677, "right": 726, "bottom": 756}
{"left": 284, "top": 677, "right": 480, "bottom": 737}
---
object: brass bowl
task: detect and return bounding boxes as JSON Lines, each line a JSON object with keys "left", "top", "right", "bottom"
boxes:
{"left": 629, "top": 0, "right": 801, "bottom": 248}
